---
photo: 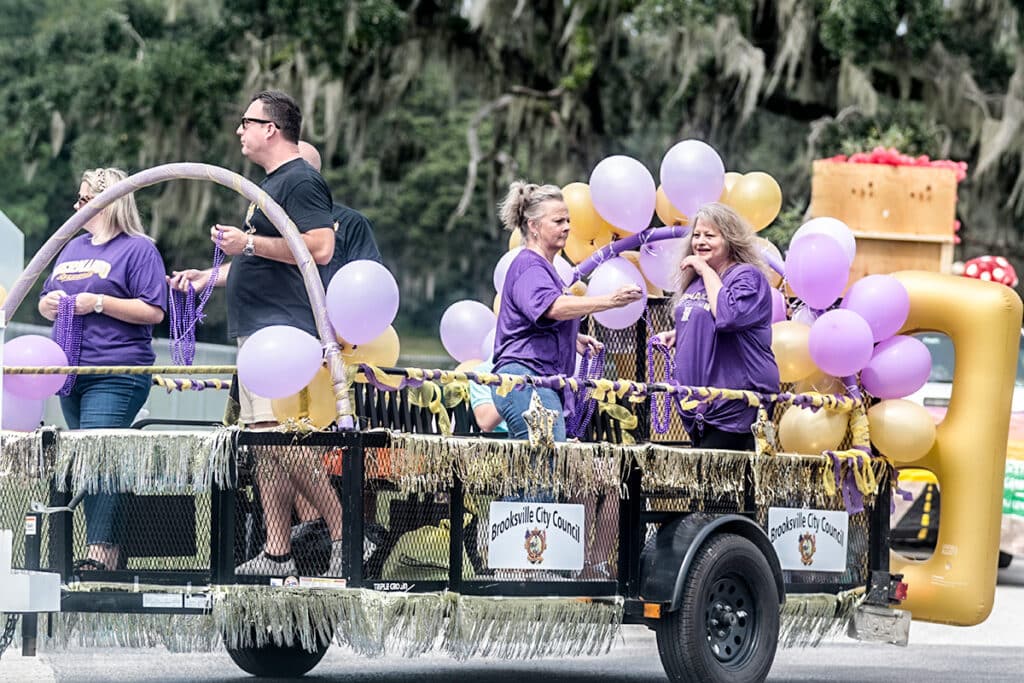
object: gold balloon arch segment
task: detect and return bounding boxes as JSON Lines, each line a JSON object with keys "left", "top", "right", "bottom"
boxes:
{"left": 0, "top": 163, "right": 353, "bottom": 428}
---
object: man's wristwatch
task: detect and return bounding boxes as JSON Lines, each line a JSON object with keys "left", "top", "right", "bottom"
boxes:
{"left": 243, "top": 235, "right": 256, "bottom": 257}
{"left": 93, "top": 294, "right": 104, "bottom": 314}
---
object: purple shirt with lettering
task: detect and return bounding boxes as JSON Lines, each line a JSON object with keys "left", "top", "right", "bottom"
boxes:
{"left": 492, "top": 249, "right": 579, "bottom": 378}
{"left": 42, "top": 233, "right": 167, "bottom": 366}
{"left": 673, "top": 263, "right": 779, "bottom": 436}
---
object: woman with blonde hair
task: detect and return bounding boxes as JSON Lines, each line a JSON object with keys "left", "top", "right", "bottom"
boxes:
{"left": 491, "top": 180, "right": 643, "bottom": 441}
{"left": 656, "top": 202, "right": 779, "bottom": 450}
{"left": 38, "top": 167, "right": 167, "bottom": 571}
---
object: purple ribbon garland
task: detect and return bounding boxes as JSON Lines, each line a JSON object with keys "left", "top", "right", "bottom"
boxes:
{"left": 53, "top": 294, "right": 82, "bottom": 396}
{"left": 565, "top": 346, "right": 606, "bottom": 439}
{"left": 169, "top": 233, "right": 225, "bottom": 366}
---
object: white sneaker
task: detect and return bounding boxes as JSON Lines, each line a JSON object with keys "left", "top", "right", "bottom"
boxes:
{"left": 326, "top": 540, "right": 344, "bottom": 577}
{"left": 235, "top": 551, "right": 297, "bottom": 577}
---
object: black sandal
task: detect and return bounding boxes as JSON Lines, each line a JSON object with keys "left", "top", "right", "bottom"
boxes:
{"left": 72, "top": 558, "right": 108, "bottom": 572}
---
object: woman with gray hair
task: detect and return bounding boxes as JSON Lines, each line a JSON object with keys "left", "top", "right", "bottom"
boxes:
{"left": 38, "top": 167, "right": 167, "bottom": 571}
{"left": 491, "top": 180, "right": 643, "bottom": 441}
{"left": 656, "top": 202, "right": 779, "bottom": 450}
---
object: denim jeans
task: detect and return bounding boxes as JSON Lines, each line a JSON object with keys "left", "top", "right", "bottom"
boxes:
{"left": 61, "top": 374, "right": 151, "bottom": 546}
{"left": 491, "top": 362, "right": 567, "bottom": 442}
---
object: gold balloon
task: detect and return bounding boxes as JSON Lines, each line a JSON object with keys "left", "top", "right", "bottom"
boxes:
{"left": 564, "top": 233, "right": 596, "bottom": 264}
{"left": 778, "top": 404, "right": 849, "bottom": 454}
{"left": 272, "top": 366, "right": 335, "bottom": 428}
{"left": 455, "top": 358, "right": 484, "bottom": 372}
{"left": 0, "top": 284, "right": 6, "bottom": 308}
{"left": 508, "top": 230, "right": 522, "bottom": 250}
{"left": 723, "top": 171, "right": 783, "bottom": 231}
{"left": 655, "top": 185, "right": 689, "bottom": 226}
{"left": 721, "top": 171, "right": 743, "bottom": 198}
{"left": 793, "top": 370, "right": 846, "bottom": 395}
{"left": 340, "top": 325, "right": 400, "bottom": 367}
{"left": 868, "top": 399, "right": 937, "bottom": 463}
{"left": 620, "top": 250, "right": 664, "bottom": 298}
{"left": 569, "top": 280, "right": 588, "bottom": 296}
{"left": 771, "top": 321, "right": 817, "bottom": 382}
{"left": 755, "top": 237, "right": 784, "bottom": 288}
{"left": 492, "top": 292, "right": 502, "bottom": 316}
{"left": 562, "top": 182, "right": 616, "bottom": 242}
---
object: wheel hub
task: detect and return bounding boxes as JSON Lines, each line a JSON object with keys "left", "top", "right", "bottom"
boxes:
{"left": 704, "top": 576, "right": 753, "bottom": 664}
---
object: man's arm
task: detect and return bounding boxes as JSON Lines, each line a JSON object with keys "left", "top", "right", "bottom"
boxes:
{"left": 212, "top": 224, "right": 335, "bottom": 266}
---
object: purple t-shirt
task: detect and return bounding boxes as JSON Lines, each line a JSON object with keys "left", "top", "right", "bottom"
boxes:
{"left": 42, "top": 233, "right": 167, "bottom": 366}
{"left": 492, "top": 249, "right": 579, "bottom": 377}
{"left": 673, "top": 263, "right": 779, "bottom": 435}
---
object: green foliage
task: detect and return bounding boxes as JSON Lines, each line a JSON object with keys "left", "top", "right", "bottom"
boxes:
{"left": 812, "top": 106, "right": 947, "bottom": 158}
{"left": 820, "top": 0, "right": 944, "bottom": 63}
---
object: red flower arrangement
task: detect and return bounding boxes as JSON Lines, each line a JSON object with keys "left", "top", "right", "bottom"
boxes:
{"left": 822, "top": 146, "right": 968, "bottom": 183}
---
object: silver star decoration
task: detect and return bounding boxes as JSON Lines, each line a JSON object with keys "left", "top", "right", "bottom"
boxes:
{"left": 522, "top": 389, "right": 558, "bottom": 449}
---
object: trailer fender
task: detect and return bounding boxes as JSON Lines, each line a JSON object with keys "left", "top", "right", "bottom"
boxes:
{"left": 639, "top": 512, "right": 785, "bottom": 611}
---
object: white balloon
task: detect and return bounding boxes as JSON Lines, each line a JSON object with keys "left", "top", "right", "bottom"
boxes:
{"left": 493, "top": 247, "right": 524, "bottom": 292}
{"left": 554, "top": 255, "right": 576, "bottom": 286}
{"left": 587, "top": 257, "right": 648, "bottom": 330}
{"left": 638, "top": 238, "right": 686, "bottom": 291}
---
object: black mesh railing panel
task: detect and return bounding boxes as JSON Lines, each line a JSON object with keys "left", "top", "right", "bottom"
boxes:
{"left": 0, "top": 478, "right": 49, "bottom": 568}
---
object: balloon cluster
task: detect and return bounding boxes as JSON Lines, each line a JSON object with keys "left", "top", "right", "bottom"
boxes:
{"left": 823, "top": 146, "right": 968, "bottom": 183}
{"left": 771, "top": 219, "right": 936, "bottom": 457}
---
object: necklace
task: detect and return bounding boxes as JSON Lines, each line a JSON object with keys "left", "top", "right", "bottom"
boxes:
{"left": 54, "top": 295, "right": 83, "bottom": 396}
{"left": 169, "top": 231, "right": 225, "bottom": 365}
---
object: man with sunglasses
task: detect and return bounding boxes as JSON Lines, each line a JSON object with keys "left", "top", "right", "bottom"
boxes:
{"left": 168, "top": 90, "right": 343, "bottom": 579}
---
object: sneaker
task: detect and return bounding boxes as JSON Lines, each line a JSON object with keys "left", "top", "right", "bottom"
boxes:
{"left": 325, "top": 540, "right": 344, "bottom": 577}
{"left": 235, "top": 551, "right": 297, "bottom": 577}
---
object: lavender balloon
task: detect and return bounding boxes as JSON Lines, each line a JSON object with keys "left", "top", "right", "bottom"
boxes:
{"left": 1, "top": 390, "right": 45, "bottom": 431}
{"left": 792, "top": 305, "right": 819, "bottom": 326}
{"left": 770, "top": 288, "right": 787, "bottom": 323}
{"left": 841, "top": 274, "right": 910, "bottom": 342}
{"left": 479, "top": 328, "right": 497, "bottom": 362}
{"left": 861, "top": 335, "right": 932, "bottom": 399}
{"left": 326, "top": 260, "right": 400, "bottom": 345}
{"left": 808, "top": 309, "right": 874, "bottom": 377}
{"left": 554, "top": 255, "right": 576, "bottom": 286}
{"left": 441, "top": 300, "right": 497, "bottom": 363}
{"left": 589, "top": 155, "right": 656, "bottom": 234}
{"left": 639, "top": 238, "right": 686, "bottom": 291}
{"left": 792, "top": 217, "right": 856, "bottom": 265}
{"left": 238, "top": 325, "right": 323, "bottom": 399}
{"left": 587, "top": 257, "right": 648, "bottom": 329}
{"left": 785, "top": 234, "right": 850, "bottom": 310}
{"left": 493, "top": 247, "right": 524, "bottom": 292}
{"left": 660, "top": 140, "right": 726, "bottom": 218}
{"left": 3, "top": 335, "right": 68, "bottom": 399}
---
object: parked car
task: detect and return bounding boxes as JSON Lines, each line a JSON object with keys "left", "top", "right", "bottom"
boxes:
{"left": 892, "top": 330, "right": 1024, "bottom": 567}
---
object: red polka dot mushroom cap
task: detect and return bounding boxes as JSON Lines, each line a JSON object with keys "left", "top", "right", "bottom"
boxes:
{"left": 960, "top": 255, "right": 1019, "bottom": 287}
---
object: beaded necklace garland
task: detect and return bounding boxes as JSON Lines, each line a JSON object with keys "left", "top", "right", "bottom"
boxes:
{"left": 565, "top": 345, "right": 606, "bottom": 439}
{"left": 53, "top": 294, "right": 83, "bottom": 396}
{"left": 169, "top": 232, "right": 225, "bottom": 366}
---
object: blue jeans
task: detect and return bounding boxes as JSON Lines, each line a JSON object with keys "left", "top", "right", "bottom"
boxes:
{"left": 61, "top": 374, "right": 151, "bottom": 546}
{"left": 491, "top": 363, "right": 567, "bottom": 442}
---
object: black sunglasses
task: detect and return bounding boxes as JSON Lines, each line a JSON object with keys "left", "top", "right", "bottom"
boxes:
{"left": 75, "top": 194, "right": 94, "bottom": 206}
{"left": 241, "top": 116, "right": 278, "bottom": 129}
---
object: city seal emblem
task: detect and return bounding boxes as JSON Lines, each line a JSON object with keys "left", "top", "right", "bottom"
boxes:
{"left": 524, "top": 527, "right": 547, "bottom": 564}
{"left": 798, "top": 532, "right": 816, "bottom": 566}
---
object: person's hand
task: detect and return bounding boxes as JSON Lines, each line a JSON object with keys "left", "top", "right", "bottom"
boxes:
{"left": 681, "top": 254, "right": 707, "bottom": 276}
{"left": 576, "top": 333, "right": 604, "bottom": 356}
{"left": 166, "top": 269, "right": 211, "bottom": 292}
{"left": 39, "top": 290, "right": 66, "bottom": 321}
{"left": 653, "top": 330, "right": 676, "bottom": 349}
{"left": 609, "top": 283, "right": 643, "bottom": 307}
{"left": 211, "top": 224, "right": 247, "bottom": 256}
{"left": 73, "top": 292, "right": 101, "bottom": 316}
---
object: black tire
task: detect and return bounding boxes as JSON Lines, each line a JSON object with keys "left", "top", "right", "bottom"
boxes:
{"left": 225, "top": 637, "right": 329, "bottom": 678}
{"left": 999, "top": 551, "right": 1013, "bottom": 569}
{"left": 655, "top": 533, "right": 780, "bottom": 683}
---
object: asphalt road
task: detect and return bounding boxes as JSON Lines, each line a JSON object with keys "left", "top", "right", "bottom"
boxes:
{"left": 4, "top": 563, "right": 1022, "bottom": 682}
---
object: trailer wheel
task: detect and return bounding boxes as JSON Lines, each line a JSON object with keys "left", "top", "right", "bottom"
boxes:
{"left": 225, "top": 637, "right": 329, "bottom": 678}
{"left": 656, "top": 533, "right": 779, "bottom": 683}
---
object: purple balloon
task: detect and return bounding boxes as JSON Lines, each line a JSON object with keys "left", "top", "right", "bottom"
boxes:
{"left": 237, "top": 325, "right": 323, "bottom": 399}
{"left": 660, "top": 140, "right": 725, "bottom": 218}
{"left": 639, "top": 238, "right": 686, "bottom": 291}
{"left": 480, "top": 328, "right": 496, "bottom": 362}
{"left": 808, "top": 309, "right": 874, "bottom": 377}
{"left": 861, "top": 335, "right": 932, "bottom": 399}
{"left": 792, "top": 217, "right": 856, "bottom": 265}
{"left": 326, "top": 260, "right": 400, "bottom": 345}
{"left": 770, "top": 288, "right": 787, "bottom": 323}
{"left": 441, "top": 300, "right": 497, "bottom": 363}
{"left": 493, "top": 247, "right": 524, "bottom": 292}
{"left": 589, "top": 155, "right": 656, "bottom": 234}
{"left": 554, "top": 255, "right": 576, "bottom": 286}
{"left": 3, "top": 335, "right": 68, "bottom": 399}
{"left": 587, "top": 257, "right": 648, "bottom": 330}
{"left": 841, "top": 275, "right": 910, "bottom": 342}
{"left": 1, "top": 390, "right": 45, "bottom": 431}
{"left": 785, "top": 234, "right": 850, "bottom": 310}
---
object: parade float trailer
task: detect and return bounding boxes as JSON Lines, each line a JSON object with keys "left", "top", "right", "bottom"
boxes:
{"left": 0, "top": 164, "right": 1018, "bottom": 683}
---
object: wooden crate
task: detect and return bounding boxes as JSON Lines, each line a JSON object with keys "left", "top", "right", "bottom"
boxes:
{"left": 847, "top": 232, "right": 954, "bottom": 287}
{"left": 810, "top": 160, "right": 958, "bottom": 236}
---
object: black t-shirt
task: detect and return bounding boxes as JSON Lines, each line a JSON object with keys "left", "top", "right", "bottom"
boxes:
{"left": 318, "top": 203, "right": 383, "bottom": 286}
{"left": 226, "top": 158, "right": 333, "bottom": 339}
